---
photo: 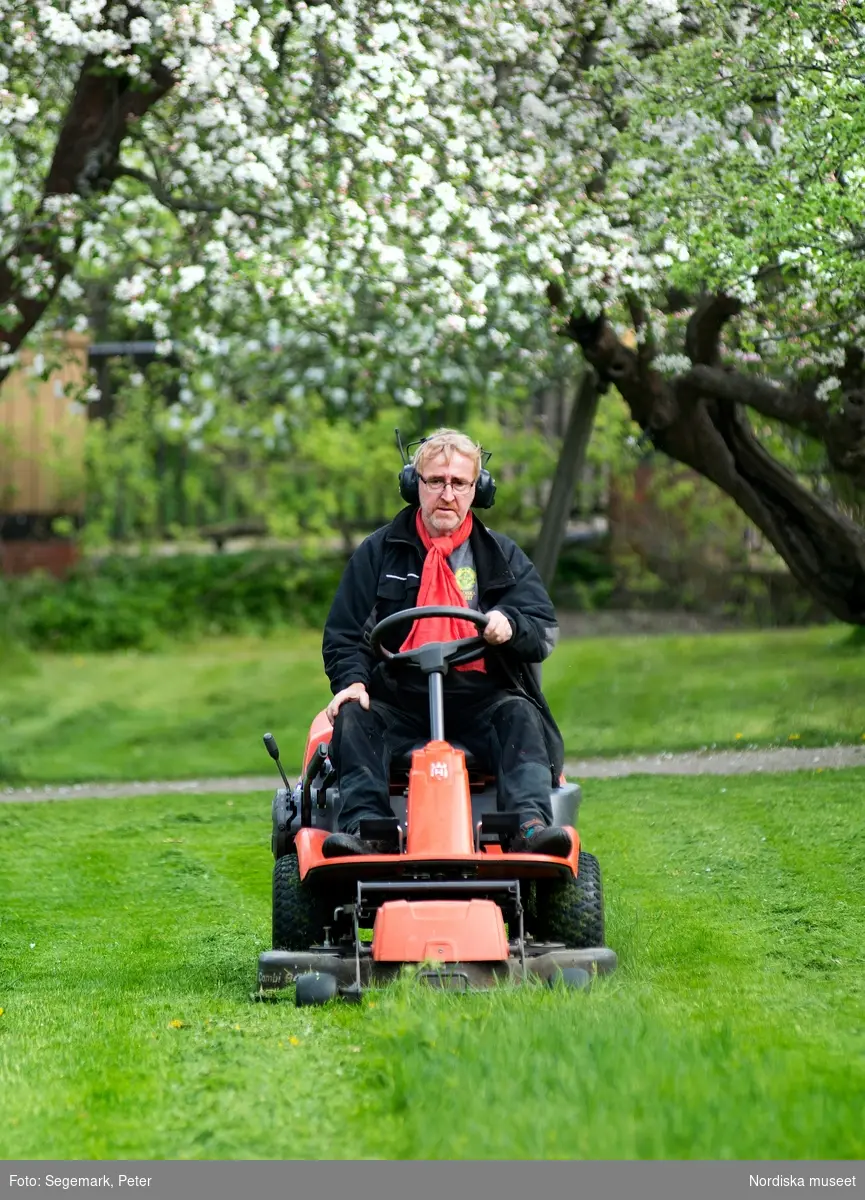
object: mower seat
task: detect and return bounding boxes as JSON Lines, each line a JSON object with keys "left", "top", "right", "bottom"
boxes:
{"left": 390, "top": 742, "right": 478, "bottom": 771}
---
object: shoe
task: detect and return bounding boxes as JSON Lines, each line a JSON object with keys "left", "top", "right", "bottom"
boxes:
{"left": 510, "top": 820, "right": 572, "bottom": 857}
{"left": 321, "top": 832, "right": 398, "bottom": 858}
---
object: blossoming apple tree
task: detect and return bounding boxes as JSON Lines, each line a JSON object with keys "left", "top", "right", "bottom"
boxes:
{"left": 1, "top": 0, "right": 863, "bottom": 619}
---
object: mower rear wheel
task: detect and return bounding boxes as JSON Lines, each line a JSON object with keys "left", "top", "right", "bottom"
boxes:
{"left": 272, "top": 854, "right": 334, "bottom": 951}
{"left": 533, "top": 851, "right": 605, "bottom": 949}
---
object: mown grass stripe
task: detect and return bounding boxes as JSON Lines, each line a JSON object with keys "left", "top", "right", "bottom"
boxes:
{"left": 1, "top": 770, "right": 862, "bottom": 1159}
{"left": 1, "top": 625, "right": 863, "bottom": 784}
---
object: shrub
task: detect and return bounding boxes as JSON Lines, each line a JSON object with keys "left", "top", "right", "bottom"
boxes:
{"left": 0, "top": 550, "right": 345, "bottom": 652}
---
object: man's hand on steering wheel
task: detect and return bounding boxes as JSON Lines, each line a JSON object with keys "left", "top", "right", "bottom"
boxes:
{"left": 482, "top": 609, "right": 513, "bottom": 645}
{"left": 326, "top": 681, "right": 370, "bottom": 724}
{"left": 326, "top": 606, "right": 506, "bottom": 726}
{"left": 368, "top": 605, "right": 510, "bottom": 669}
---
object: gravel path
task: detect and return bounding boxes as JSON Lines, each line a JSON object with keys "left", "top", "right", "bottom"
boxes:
{"left": 2, "top": 744, "right": 864, "bottom": 804}
{"left": 565, "top": 744, "right": 865, "bottom": 779}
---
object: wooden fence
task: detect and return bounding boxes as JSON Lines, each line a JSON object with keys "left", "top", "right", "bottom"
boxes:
{"left": 0, "top": 333, "right": 89, "bottom": 518}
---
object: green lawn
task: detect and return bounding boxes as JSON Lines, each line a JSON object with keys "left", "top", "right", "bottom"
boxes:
{"left": 1, "top": 769, "right": 862, "bottom": 1159}
{"left": 0, "top": 625, "right": 863, "bottom": 785}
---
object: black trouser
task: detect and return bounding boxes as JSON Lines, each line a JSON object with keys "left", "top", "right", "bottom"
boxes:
{"left": 329, "top": 691, "right": 554, "bottom": 834}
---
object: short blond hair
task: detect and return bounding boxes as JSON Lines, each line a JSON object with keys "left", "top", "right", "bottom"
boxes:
{"left": 413, "top": 429, "right": 482, "bottom": 479}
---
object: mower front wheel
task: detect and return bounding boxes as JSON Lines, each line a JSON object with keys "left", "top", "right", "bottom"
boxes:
{"left": 533, "top": 850, "right": 605, "bottom": 949}
{"left": 295, "top": 972, "right": 339, "bottom": 1007}
{"left": 549, "top": 966, "right": 592, "bottom": 991}
{"left": 272, "top": 854, "right": 334, "bottom": 951}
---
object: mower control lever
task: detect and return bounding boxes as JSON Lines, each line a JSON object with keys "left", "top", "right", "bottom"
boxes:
{"left": 263, "top": 732, "right": 291, "bottom": 789}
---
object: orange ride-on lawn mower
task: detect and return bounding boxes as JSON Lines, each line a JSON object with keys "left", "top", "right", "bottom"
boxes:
{"left": 255, "top": 606, "right": 617, "bottom": 1006}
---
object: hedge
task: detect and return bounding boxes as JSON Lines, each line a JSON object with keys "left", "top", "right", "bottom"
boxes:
{"left": 0, "top": 550, "right": 345, "bottom": 652}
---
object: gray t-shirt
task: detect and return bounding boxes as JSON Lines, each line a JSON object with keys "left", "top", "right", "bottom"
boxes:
{"left": 447, "top": 540, "right": 478, "bottom": 609}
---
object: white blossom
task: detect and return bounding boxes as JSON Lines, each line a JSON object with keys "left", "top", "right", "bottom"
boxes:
{"left": 128, "top": 17, "right": 151, "bottom": 43}
{"left": 0, "top": 0, "right": 854, "bottom": 425}
{"left": 653, "top": 353, "right": 692, "bottom": 376}
{"left": 177, "top": 265, "right": 207, "bottom": 293}
{"left": 816, "top": 377, "right": 842, "bottom": 402}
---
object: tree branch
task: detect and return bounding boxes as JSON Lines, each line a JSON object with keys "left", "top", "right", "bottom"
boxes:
{"left": 45, "top": 55, "right": 174, "bottom": 198}
{"left": 558, "top": 305, "right": 677, "bottom": 431}
{"left": 0, "top": 53, "right": 175, "bottom": 374}
{"left": 114, "top": 166, "right": 272, "bottom": 221}
{"left": 683, "top": 363, "right": 865, "bottom": 489}
{"left": 553, "top": 298, "right": 865, "bottom": 622}
{"left": 682, "top": 365, "right": 821, "bottom": 428}
{"left": 684, "top": 293, "right": 742, "bottom": 365}
{"left": 626, "top": 293, "right": 655, "bottom": 363}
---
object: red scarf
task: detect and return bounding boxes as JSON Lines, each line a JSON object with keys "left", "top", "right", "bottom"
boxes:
{"left": 399, "top": 509, "right": 486, "bottom": 673}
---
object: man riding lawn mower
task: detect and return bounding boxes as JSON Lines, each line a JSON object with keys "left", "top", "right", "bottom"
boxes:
{"left": 256, "top": 429, "right": 617, "bottom": 1004}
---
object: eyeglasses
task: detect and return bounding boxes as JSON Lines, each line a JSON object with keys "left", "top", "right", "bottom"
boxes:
{"left": 418, "top": 474, "right": 476, "bottom": 495}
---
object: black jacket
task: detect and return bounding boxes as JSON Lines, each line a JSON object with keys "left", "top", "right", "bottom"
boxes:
{"left": 321, "top": 506, "right": 565, "bottom": 780}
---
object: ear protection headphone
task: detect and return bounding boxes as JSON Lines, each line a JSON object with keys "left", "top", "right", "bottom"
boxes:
{"left": 395, "top": 430, "right": 496, "bottom": 509}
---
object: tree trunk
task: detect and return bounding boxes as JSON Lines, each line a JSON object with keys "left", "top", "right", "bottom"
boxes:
{"left": 555, "top": 305, "right": 865, "bottom": 625}
{"left": 532, "top": 370, "right": 600, "bottom": 587}
{"left": 0, "top": 55, "right": 174, "bottom": 385}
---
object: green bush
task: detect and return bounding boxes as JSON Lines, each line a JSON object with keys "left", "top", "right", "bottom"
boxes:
{"left": 0, "top": 551, "right": 345, "bottom": 652}
{"left": 548, "top": 538, "right": 617, "bottom": 611}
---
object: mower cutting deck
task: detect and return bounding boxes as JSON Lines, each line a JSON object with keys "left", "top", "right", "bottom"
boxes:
{"left": 254, "top": 606, "right": 617, "bottom": 1005}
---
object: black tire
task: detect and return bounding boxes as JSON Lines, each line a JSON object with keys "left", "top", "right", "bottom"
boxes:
{"left": 272, "top": 854, "right": 334, "bottom": 950}
{"left": 533, "top": 851, "right": 605, "bottom": 949}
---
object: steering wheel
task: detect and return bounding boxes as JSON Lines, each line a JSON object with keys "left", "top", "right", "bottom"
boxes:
{"left": 368, "top": 606, "right": 489, "bottom": 670}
